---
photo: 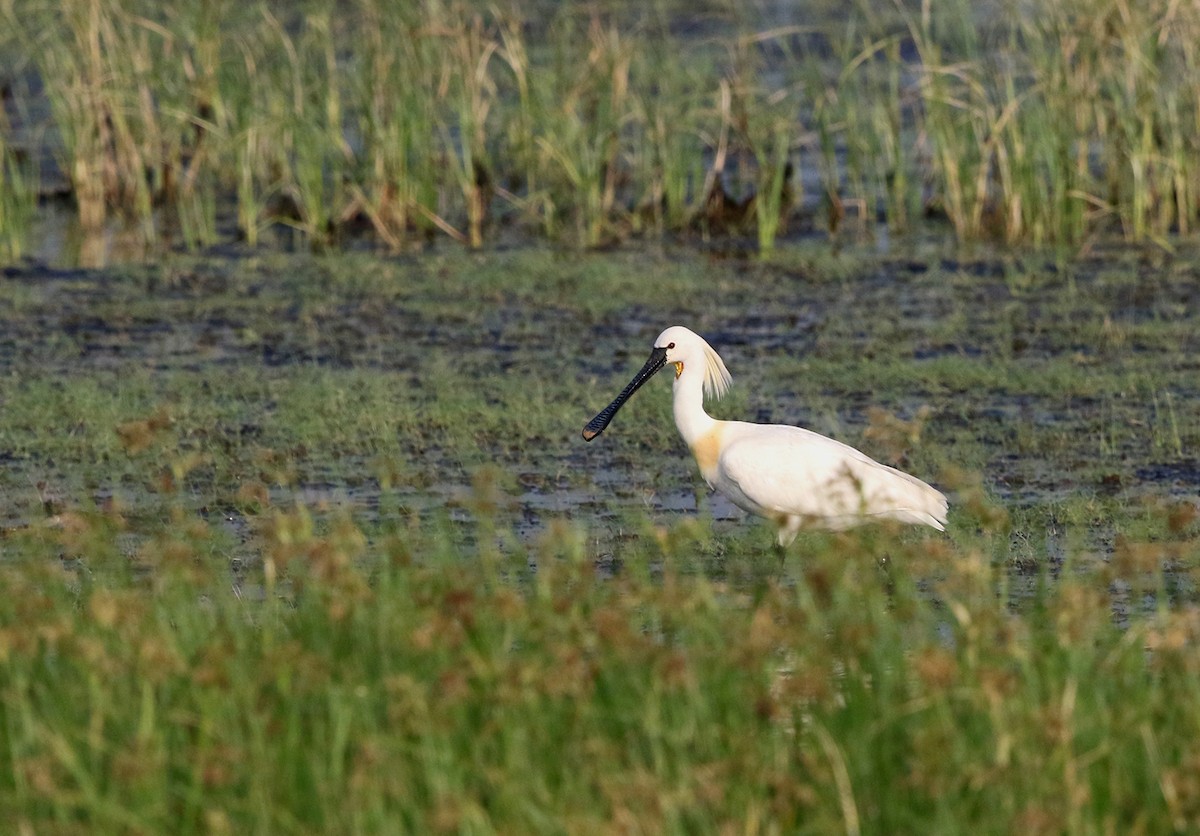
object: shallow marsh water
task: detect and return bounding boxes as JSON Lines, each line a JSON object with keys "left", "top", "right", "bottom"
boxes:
{"left": 2, "top": 240, "right": 1200, "bottom": 609}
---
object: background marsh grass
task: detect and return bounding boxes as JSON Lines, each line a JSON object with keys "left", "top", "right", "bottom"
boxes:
{"left": 5, "top": 0, "right": 1200, "bottom": 261}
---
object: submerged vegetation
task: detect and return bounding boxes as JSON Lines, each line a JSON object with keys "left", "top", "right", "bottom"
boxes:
{"left": 3, "top": 0, "right": 1200, "bottom": 260}
{"left": 2, "top": 246, "right": 1200, "bottom": 829}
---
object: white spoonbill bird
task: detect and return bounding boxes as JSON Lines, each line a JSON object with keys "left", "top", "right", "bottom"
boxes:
{"left": 582, "top": 326, "right": 948, "bottom": 546}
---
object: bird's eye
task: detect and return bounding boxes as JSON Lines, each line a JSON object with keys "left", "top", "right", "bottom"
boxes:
{"left": 667, "top": 342, "right": 675, "bottom": 349}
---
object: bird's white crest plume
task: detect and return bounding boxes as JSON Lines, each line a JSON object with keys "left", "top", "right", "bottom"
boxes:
{"left": 583, "top": 325, "right": 948, "bottom": 548}
{"left": 696, "top": 334, "right": 732, "bottom": 402}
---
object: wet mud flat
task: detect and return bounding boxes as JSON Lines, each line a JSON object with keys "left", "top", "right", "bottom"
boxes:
{"left": 2, "top": 242, "right": 1200, "bottom": 607}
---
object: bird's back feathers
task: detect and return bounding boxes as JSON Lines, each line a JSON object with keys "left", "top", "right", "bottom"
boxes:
{"left": 713, "top": 421, "right": 948, "bottom": 535}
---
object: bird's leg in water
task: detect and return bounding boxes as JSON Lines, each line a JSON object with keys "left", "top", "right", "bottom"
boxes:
{"left": 774, "top": 541, "right": 787, "bottom": 566}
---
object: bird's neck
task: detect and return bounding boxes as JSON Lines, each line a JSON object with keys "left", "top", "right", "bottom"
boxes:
{"left": 672, "top": 371, "right": 717, "bottom": 446}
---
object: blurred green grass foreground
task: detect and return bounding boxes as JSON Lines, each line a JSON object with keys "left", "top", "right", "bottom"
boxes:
{"left": 4, "top": 500, "right": 1200, "bottom": 834}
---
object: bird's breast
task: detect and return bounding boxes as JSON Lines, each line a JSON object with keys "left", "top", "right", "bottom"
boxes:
{"left": 688, "top": 425, "right": 724, "bottom": 483}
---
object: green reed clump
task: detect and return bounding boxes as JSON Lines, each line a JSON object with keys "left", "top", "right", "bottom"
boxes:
{"left": 435, "top": 7, "right": 499, "bottom": 249}
{"left": 1031, "top": 0, "right": 1200, "bottom": 244}
{"left": 872, "top": 0, "right": 1200, "bottom": 245}
{"left": 342, "top": 0, "right": 433, "bottom": 249}
{"left": 628, "top": 36, "right": 712, "bottom": 236}
{"left": 722, "top": 30, "right": 802, "bottom": 253}
{"left": 28, "top": 0, "right": 152, "bottom": 235}
{"left": 525, "top": 14, "right": 636, "bottom": 247}
{"left": 0, "top": 139, "right": 37, "bottom": 261}
{"left": 1, "top": 478, "right": 1199, "bottom": 832}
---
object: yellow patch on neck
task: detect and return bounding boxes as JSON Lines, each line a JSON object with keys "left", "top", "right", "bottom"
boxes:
{"left": 690, "top": 426, "right": 723, "bottom": 475}
{"left": 674, "top": 361, "right": 683, "bottom": 379}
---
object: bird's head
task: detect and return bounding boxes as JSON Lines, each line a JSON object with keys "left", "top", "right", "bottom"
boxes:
{"left": 653, "top": 326, "right": 732, "bottom": 398}
{"left": 582, "top": 326, "right": 731, "bottom": 441}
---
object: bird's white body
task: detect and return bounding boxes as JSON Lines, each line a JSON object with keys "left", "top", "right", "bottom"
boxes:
{"left": 587, "top": 326, "right": 948, "bottom": 546}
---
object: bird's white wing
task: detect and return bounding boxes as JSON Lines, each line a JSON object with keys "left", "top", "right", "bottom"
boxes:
{"left": 716, "top": 422, "right": 947, "bottom": 530}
